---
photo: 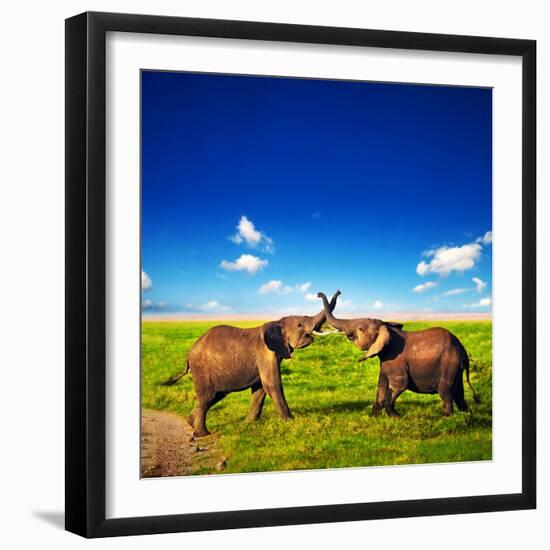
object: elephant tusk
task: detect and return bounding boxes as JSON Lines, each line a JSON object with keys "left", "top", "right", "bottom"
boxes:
{"left": 358, "top": 354, "right": 369, "bottom": 362}
{"left": 312, "top": 329, "right": 339, "bottom": 336}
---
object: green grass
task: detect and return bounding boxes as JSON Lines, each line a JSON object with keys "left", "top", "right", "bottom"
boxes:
{"left": 142, "top": 320, "right": 492, "bottom": 474}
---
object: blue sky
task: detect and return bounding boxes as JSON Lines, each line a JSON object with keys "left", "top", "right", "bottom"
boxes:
{"left": 141, "top": 71, "right": 492, "bottom": 316}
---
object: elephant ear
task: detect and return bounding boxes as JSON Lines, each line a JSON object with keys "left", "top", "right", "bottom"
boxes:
{"left": 385, "top": 321, "right": 404, "bottom": 330}
{"left": 263, "top": 322, "right": 292, "bottom": 359}
{"left": 364, "top": 324, "right": 391, "bottom": 359}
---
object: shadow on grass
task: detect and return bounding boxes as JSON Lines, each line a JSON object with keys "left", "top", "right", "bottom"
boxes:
{"left": 297, "top": 400, "right": 373, "bottom": 414}
{"left": 297, "top": 397, "right": 457, "bottom": 417}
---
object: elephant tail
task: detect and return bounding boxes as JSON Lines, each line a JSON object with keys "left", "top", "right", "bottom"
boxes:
{"left": 160, "top": 360, "right": 190, "bottom": 386}
{"left": 463, "top": 353, "right": 480, "bottom": 404}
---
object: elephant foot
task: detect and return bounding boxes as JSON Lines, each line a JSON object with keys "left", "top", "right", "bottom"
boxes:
{"left": 193, "top": 428, "right": 211, "bottom": 438}
{"left": 244, "top": 414, "right": 261, "bottom": 423}
{"left": 386, "top": 410, "right": 401, "bottom": 418}
{"left": 371, "top": 404, "right": 382, "bottom": 417}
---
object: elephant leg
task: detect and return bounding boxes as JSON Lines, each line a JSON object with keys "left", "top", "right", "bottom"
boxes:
{"left": 372, "top": 374, "right": 388, "bottom": 417}
{"left": 193, "top": 391, "right": 226, "bottom": 437}
{"left": 453, "top": 385, "right": 468, "bottom": 411}
{"left": 246, "top": 382, "right": 267, "bottom": 422}
{"left": 454, "top": 394, "right": 468, "bottom": 412}
{"left": 186, "top": 410, "right": 196, "bottom": 429}
{"left": 259, "top": 366, "right": 292, "bottom": 420}
{"left": 384, "top": 387, "right": 405, "bottom": 417}
{"left": 266, "top": 382, "right": 292, "bottom": 420}
{"left": 452, "top": 371, "right": 468, "bottom": 411}
{"left": 384, "top": 376, "right": 407, "bottom": 417}
{"left": 439, "top": 387, "right": 454, "bottom": 416}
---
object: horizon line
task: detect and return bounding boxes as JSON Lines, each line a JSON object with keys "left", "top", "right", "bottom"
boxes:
{"left": 142, "top": 311, "right": 492, "bottom": 322}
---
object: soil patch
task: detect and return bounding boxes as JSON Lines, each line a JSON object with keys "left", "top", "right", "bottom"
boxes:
{"left": 141, "top": 409, "right": 224, "bottom": 477}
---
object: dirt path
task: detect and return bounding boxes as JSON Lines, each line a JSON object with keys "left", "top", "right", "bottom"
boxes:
{"left": 141, "top": 409, "right": 225, "bottom": 478}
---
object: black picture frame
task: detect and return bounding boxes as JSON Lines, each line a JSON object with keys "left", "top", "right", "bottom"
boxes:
{"left": 65, "top": 11, "right": 536, "bottom": 538}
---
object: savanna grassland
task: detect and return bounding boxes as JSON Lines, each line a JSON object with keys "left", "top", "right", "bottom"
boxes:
{"left": 141, "top": 320, "right": 492, "bottom": 476}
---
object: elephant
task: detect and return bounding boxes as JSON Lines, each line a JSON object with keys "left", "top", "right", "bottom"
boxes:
{"left": 161, "top": 291, "right": 340, "bottom": 437}
{"left": 317, "top": 292, "right": 478, "bottom": 417}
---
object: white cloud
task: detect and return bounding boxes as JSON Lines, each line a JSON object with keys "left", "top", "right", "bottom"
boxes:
{"left": 142, "top": 270, "right": 152, "bottom": 291}
{"left": 372, "top": 300, "right": 383, "bottom": 310}
{"left": 412, "top": 281, "right": 437, "bottom": 293}
{"left": 296, "top": 282, "right": 312, "bottom": 293}
{"left": 463, "top": 297, "right": 492, "bottom": 308}
{"left": 197, "top": 300, "right": 230, "bottom": 312}
{"left": 476, "top": 231, "right": 493, "bottom": 245}
{"left": 220, "top": 254, "right": 268, "bottom": 275}
{"left": 230, "top": 216, "right": 260, "bottom": 245}
{"left": 442, "top": 288, "right": 469, "bottom": 296}
{"left": 230, "top": 215, "right": 274, "bottom": 253}
{"left": 142, "top": 299, "right": 167, "bottom": 311}
{"left": 472, "top": 277, "right": 487, "bottom": 293}
{"left": 416, "top": 262, "right": 430, "bottom": 276}
{"left": 259, "top": 280, "right": 293, "bottom": 295}
{"left": 416, "top": 243, "right": 482, "bottom": 276}
{"left": 258, "top": 280, "right": 313, "bottom": 295}
{"left": 442, "top": 278, "right": 487, "bottom": 297}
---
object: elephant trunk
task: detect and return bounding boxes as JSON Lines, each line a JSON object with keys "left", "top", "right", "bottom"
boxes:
{"left": 308, "top": 290, "right": 340, "bottom": 332}
{"left": 317, "top": 291, "right": 348, "bottom": 331}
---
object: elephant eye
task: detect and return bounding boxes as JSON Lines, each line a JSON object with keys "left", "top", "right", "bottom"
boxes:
{"left": 347, "top": 333, "right": 354, "bottom": 340}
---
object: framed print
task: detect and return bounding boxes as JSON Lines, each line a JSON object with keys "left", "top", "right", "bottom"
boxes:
{"left": 65, "top": 11, "right": 536, "bottom": 538}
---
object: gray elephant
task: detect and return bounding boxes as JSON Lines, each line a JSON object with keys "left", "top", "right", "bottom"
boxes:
{"left": 318, "top": 292, "right": 478, "bottom": 417}
{"left": 162, "top": 291, "right": 340, "bottom": 437}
